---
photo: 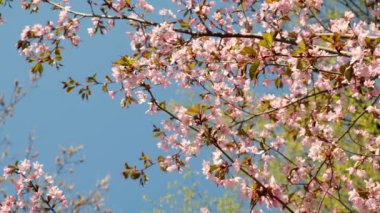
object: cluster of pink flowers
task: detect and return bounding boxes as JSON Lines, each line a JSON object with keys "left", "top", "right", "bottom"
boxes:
{"left": 12, "top": 0, "right": 380, "bottom": 211}
{"left": 1, "top": 159, "right": 67, "bottom": 212}
{"left": 348, "top": 178, "right": 380, "bottom": 211}
{"left": 139, "top": 0, "right": 154, "bottom": 13}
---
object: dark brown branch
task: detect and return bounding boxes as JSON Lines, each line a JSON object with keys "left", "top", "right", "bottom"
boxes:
{"left": 43, "top": 0, "right": 376, "bottom": 57}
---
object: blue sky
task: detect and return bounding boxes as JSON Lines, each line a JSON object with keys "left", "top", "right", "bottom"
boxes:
{"left": 0, "top": 2, "right": 234, "bottom": 212}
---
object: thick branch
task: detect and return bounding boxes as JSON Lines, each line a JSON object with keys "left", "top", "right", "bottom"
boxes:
{"left": 43, "top": 0, "right": 380, "bottom": 57}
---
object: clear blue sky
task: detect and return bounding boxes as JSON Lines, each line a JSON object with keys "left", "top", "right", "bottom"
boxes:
{"left": 0, "top": 2, "right": 232, "bottom": 212}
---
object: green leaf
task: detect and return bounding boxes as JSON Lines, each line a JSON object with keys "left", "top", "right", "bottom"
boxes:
{"left": 105, "top": 75, "right": 113, "bottom": 83}
{"left": 55, "top": 55, "right": 62, "bottom": 61}
{"left": 365, "top": 37, "right": 372, "bottom": 47}
{"left": 114, "top": 56, "right": 135, "bottom": 67}
{"left": 344, "top": 66, "right": 353, "bottom": 81}
{"left": 249, "top": 60, "right": 260, "bottom": 80}
{"left": 55, "top": 47, "right": 61, "bottom": 56}
{"left": 365, "top": 37, "right": 380, "bottom": 49}
{"left": 274, "top": 77, "right": 283, "bottom": 88}
{"left": 373, "top": 38, "right": 380, "bottom": 47}
{"left": 152, "top": 132, "right": 161, "bottom": 138}
{"left": 66, "top": 86, "right": 75, "bottom": 94}
{"left": 79, "top": 87, "right": 92, "bottom": 100}
{"left": 296, "top": 59, "right": 310, "bottom": 71}
{"left": 339, "top": 63, "right": 349, "bottom": 74}
{"left": 258, "top": 40, "right": 269, "bottom": 48}
{"left": 102, "top": 83, "right": 108, "bottom": 92}
{"left": 263, "top": 32, "right": 273, "bottom": 43}
{"left": 188, "top": 63, "right": 196, "bottom": 69}
{"left": 332, "top": 33, "right": 341, "bottom": 42}
{"left": 140, "top": 153, "right": 149, "bottom": 161}
{"left": 157, "top": 156, "right": 165, "bottom": 163}
{"left": 141, "top": 51, "right": 151, "bottom": 59}
{"left": 86, "top": 74, "right": 97, "bottom": 83}
{"left": 125, "top": 163, "right": 132, "bottom": 169}
{"left": 131, "top": 171, "right": 141, "bottom": 180}
{"left": 320, "top": 35, "right": 333, "bottom": 43}
{"left": 122, "top": 171, "right": 130, "bottom": 179}
{"left": 179, "top": 19, "right": 190, "bottom": 29}
{"left": 209, "top": 165, "right": 219, "bottom": 173}
{"left": 186, "top": 103, "right": 210, "bottom": 115}
{"left": 240, "top": 46, "right": 257, "bottom": 56}
{"left": 292, "top": 40, "right": 307, "bottom": 55}
{"left": 299, "top": 40, "right": 306, "bottom": 51}
{"left": 55, "top": 28, "right": 62, "bottom": 36}
{"left": 158, "top": 101, "right": 166, "bottom": 110}
{"left": 144, "top": 162, "right": 149, "bottom": 169}
{"left": 201, "top": 105, "right": 211, "bottom": 112}
{"left": 31, "top": 63, "right": 43, "bottom": 74}
{"left": 120, "top": 98, "right": 127, "bottom": 108}
{"left": 258, "top": 33, "right": 273, "bottom": 48}
{"left": 187, "top": 103, "right": 201, "bottom": 115}
{"left": 68, "top": 77, "right": 77, "bottom": 85}
{"left": 140, "top": 173, "right": 149, "bottom": 186}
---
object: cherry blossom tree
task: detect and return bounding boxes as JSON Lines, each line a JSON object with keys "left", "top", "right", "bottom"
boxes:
{"left": 0, "top": 79, "right": 110, "bottom": 212}
{"left": 0, "top": 130, "right": 111, "bottom": 212}
{"left": 3, "top": 0, "right": 380, "bottom": 212}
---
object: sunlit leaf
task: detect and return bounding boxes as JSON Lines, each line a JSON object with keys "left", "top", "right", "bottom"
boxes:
{"left": 240, "top": 46, "right": 257, "bottom": 56}
{"left": 249, "top": 60, "right": 260, "bottom": 80}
